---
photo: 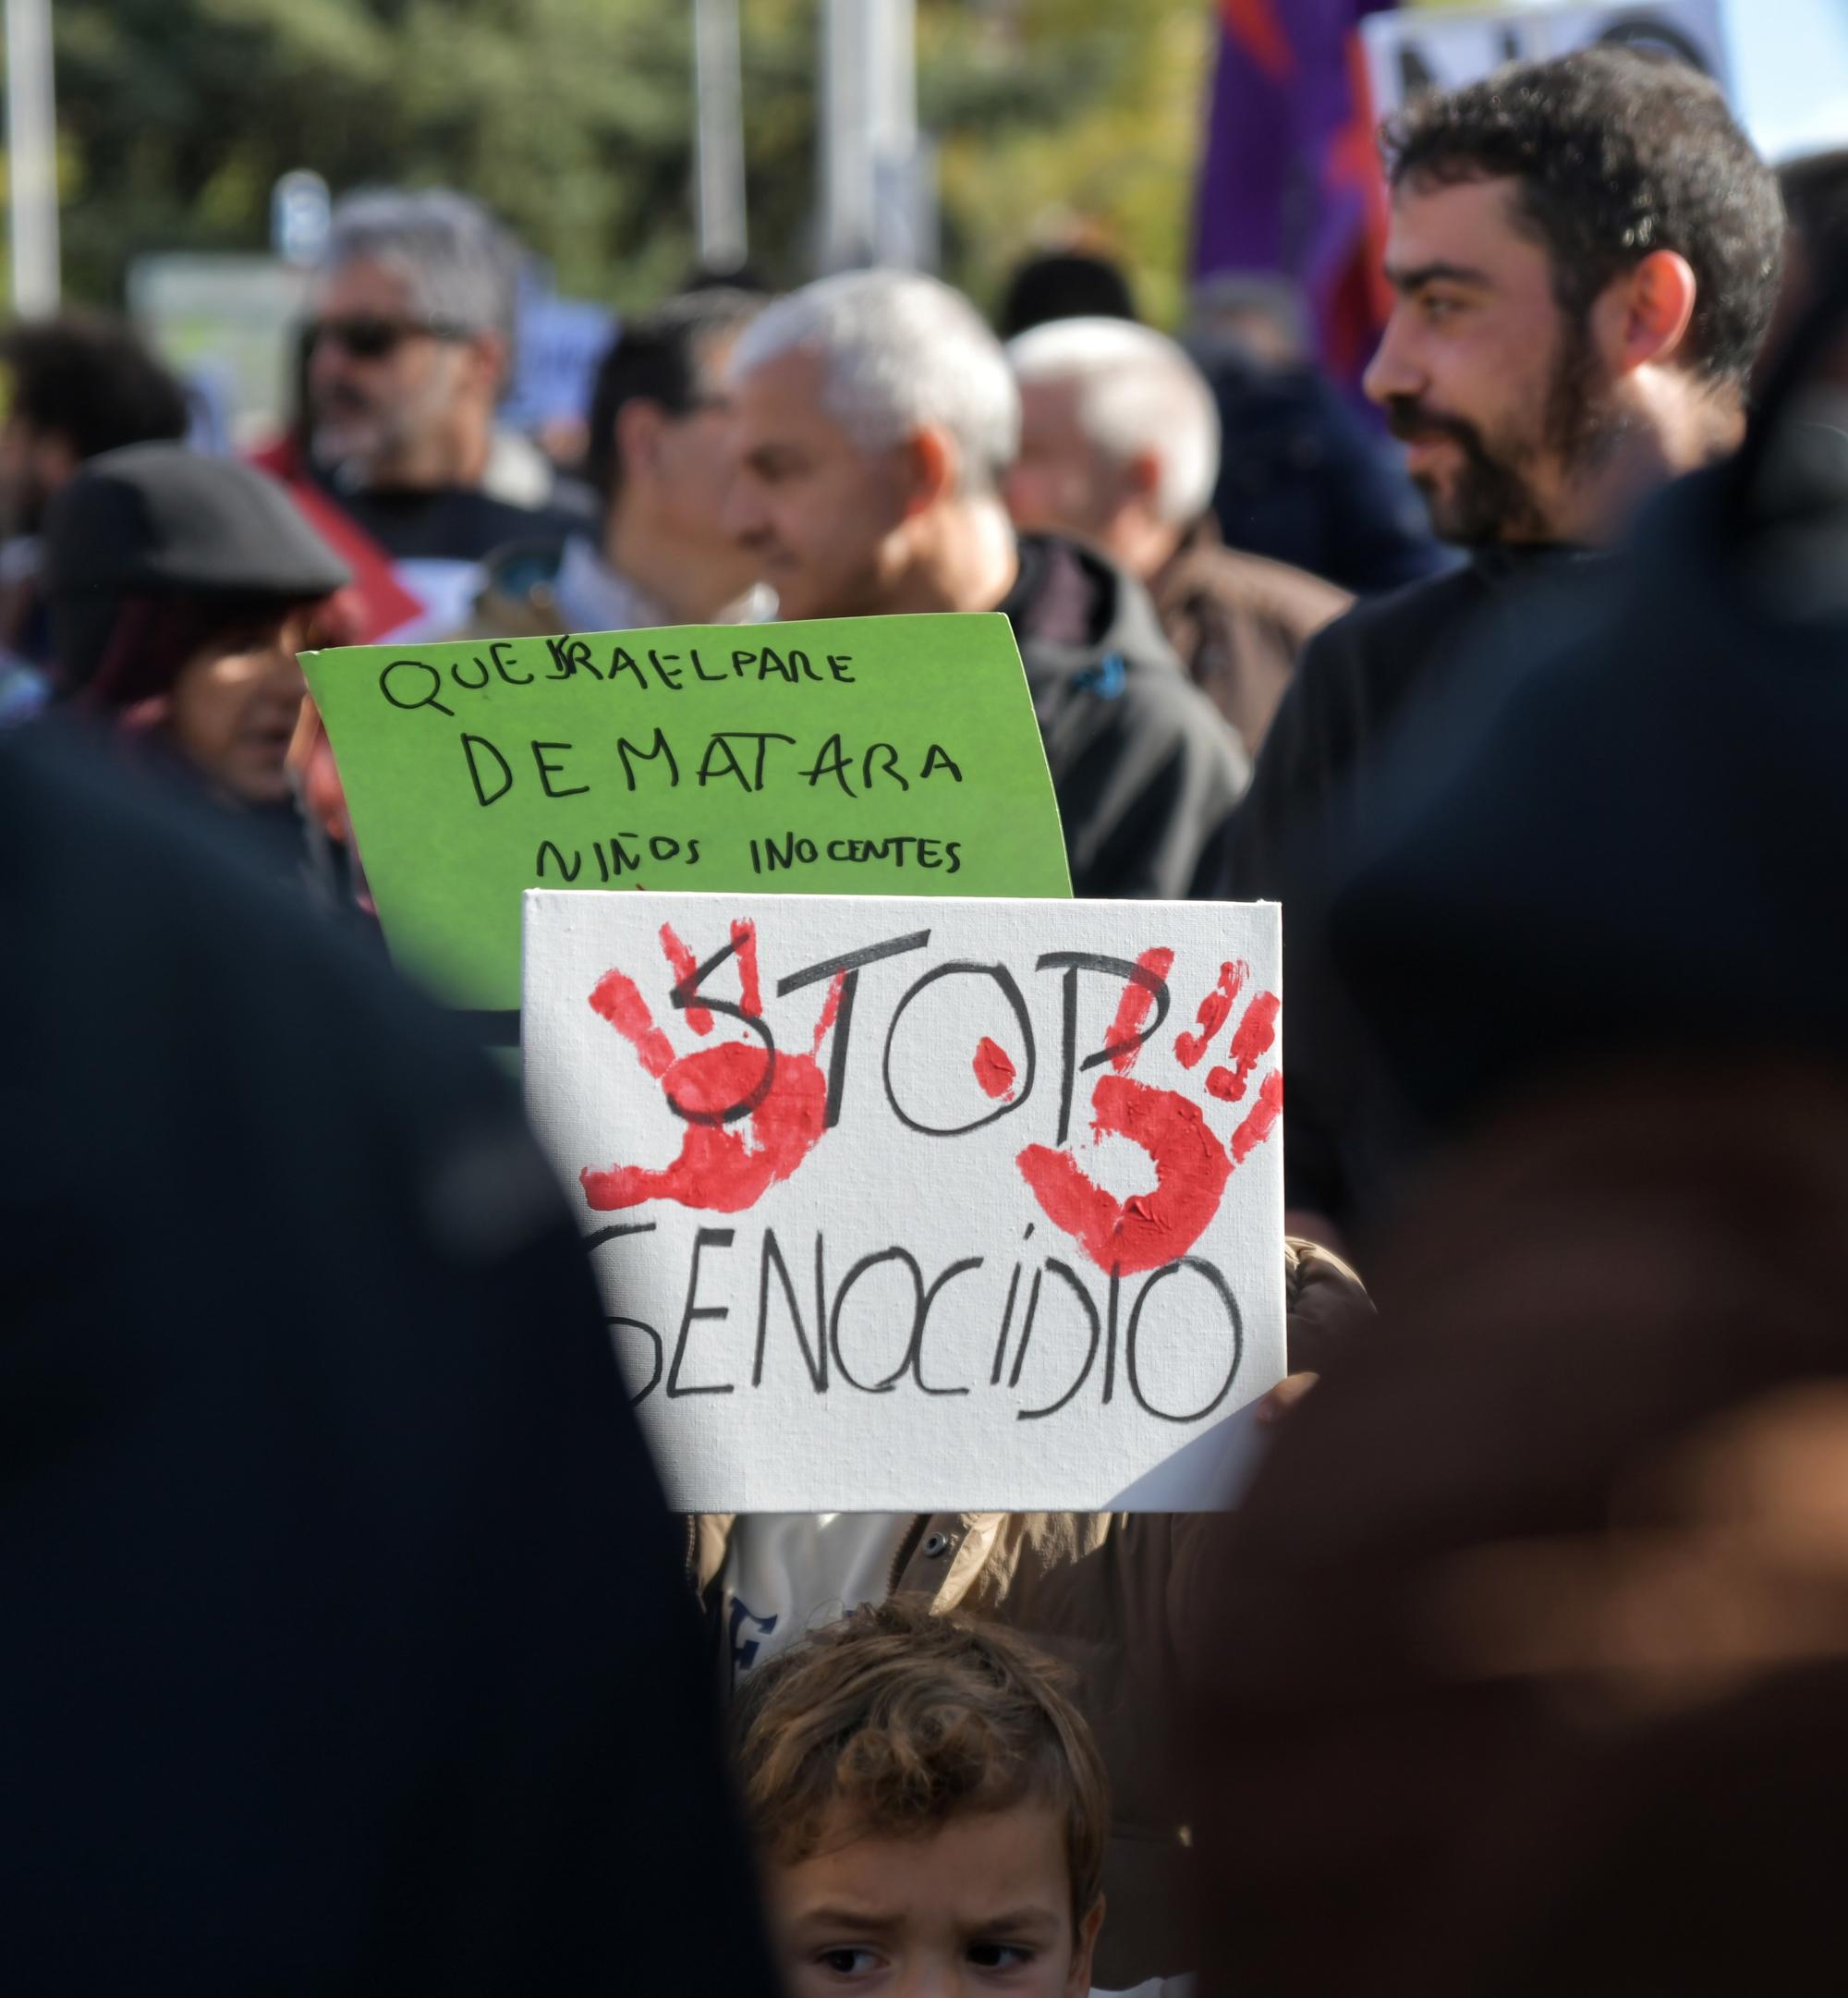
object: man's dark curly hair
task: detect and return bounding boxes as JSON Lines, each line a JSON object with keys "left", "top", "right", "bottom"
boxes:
{"left": 1383, "top": 48, "right": 1784, "bottom": 390}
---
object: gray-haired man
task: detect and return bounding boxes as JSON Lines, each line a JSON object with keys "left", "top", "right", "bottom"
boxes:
{"left": 721, "top": 269, "right": 1248, "bottom": 901}
{"left": 290, "top": 187, "right": 583, "bottom": 620}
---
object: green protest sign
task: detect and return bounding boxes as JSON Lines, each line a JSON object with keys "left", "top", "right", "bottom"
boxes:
{"left": 301, "top": 614, "right": 1071, "bottom": 1012}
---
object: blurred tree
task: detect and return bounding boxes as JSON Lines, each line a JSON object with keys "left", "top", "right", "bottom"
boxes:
{"left": 922, "top": 0, "right": 1211, "bottom": 328}
{"left": 17, "top": 0, "right": 1204, "bottom": 322}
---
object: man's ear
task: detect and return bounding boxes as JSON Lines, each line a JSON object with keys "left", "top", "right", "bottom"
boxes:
{"left": 1123, "top": 448, "right": 1163, "bottom": 505}
{"left": 901, "top": 423, "right": 958, "bottom": 516}
{"left": 615, "top": 398, "right": 668, "bottom": 490}
{"left": 1607, "top": 249, "right": 1699, "bottom": 376}
{"left": 462, "top": 329, "right": 510, "bottom": 402}
{"left": 1066, "top": 1895, "right": 1105, "bottom": 1998}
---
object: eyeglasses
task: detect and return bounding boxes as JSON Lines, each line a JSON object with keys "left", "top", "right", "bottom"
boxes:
{"left": 304, "top": 314, "right": 473, "bottom": 361}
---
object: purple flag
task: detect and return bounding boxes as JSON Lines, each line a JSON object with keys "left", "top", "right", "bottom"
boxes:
{"left": 1194, "top": 0, "right": 1396, "bottom": 384}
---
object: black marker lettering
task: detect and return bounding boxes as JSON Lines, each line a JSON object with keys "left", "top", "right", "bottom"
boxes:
{"left": 1125, "top": 1257, "right": 1243, "bottom": 1424}
{"left": 910, "top": 1257, "right": 981, "bottom": 1396}
{"left": 1016, "top": 1259, "right": 1102, "bottom": 1421}
{"left": 667, "top": 931, "right": 777, "bottom": 1125}
{"left": 883, "top": 961, "right": 1037, "bottom": 1137}
{"left": 1037, "top": 951, "right": 1173, "bottom": 1144}
{"left": 830, "top": 1247, "right": 924, "bottom": 1394}
{"left": 461, "top": 733, "right": 514, "bottom": 807}
{"left": 753, "top": 1228, "right": 827, "bottom": 1392}
{"left": 532, "top": 739, "right": 588, "bottom": 798}
{"left": 616, "top": 727, "right": 680, "bottom": 790}
{"left": 381, "top": 657, "right": 453, "bottom": 715}
{"left": 862, "top": 742, "right": 908, "bottom": 791}
{"left": 777, "top": 929, "right": 932, "bottom": 1127}
{"left": 802, "top": 732, "right": 855, "bottom": 796}
{"left": 491, "top": 640, "right": 532, "bottom": 686}
{"left": 666, "top": 1227, "right": 737, "bottom": 1396}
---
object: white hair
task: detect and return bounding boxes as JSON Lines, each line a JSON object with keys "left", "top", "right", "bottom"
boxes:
{"left": 1005, "top": 316, "right": 1222, "bottom": 525}
{"left": 729, "top": 270, "right": 1020, "bottom": 493}
{"left": 326, "top": 187, "right": 520, "bottom": 349}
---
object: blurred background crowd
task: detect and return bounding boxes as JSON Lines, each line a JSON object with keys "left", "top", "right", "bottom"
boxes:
{"left": 12, "top": 2, "right": 1848, "bottom": 1993}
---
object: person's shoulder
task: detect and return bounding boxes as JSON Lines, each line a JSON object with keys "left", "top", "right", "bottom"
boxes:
{"left": 1, "top": 723, "right": 504, "bottom": 1120}
{"left": 1290, "top": 556, "right": 1483, "bottom": 692}
{"left": 1315, "top": 557, "right": 1483, "bottom": 645}
{"left": 1167, "top": 539, "right": 1354, "bottom": 631}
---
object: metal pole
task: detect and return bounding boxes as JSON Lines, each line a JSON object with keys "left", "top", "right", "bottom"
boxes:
{"left": 6, "top": 0, "right": 61, "bottom": 312}
{"left": 869, "top": 0, "right": 918, "bottom": 268}
{"left": 820, "top": 0, "right": 872, "bottom": 273}
{"left": 821, "top": 0, "right": 923, "bottom": 274}
{"left": 693, "top": 0, "right": 748, "bottom": 272}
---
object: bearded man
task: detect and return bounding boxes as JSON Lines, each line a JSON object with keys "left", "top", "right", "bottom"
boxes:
{"left": 1190, "top": 48, "right": 1784, "bottom": 1238}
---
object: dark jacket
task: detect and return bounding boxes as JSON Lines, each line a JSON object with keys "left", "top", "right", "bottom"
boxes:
{"left": 1003, "top": 532, "right": 1249, "bottom": 900}
{"left": 1151, "top": 516, "right": 1353, "bottom": 759}
{"left": 0, "top": 726, "right": 779, "bottom": 1997}
{"left": 1191, "top": 547, "right": 1599, "bottom": 1228}
{"left": 1200, "top": 349, "right": 1450, "bottom": 596}
{"left": 1331, "top": 452, "right": 1848, "bottom": 1137}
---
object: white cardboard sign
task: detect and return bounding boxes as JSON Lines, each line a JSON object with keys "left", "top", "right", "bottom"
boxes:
{"left": 1363, "top": 1, "right": 1731, "bottom": 121}
{"left": 522, "top": 891, "right": 1284, "bottom": 1513}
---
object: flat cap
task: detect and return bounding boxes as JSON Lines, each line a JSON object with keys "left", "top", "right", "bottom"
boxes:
{"left": 44, "top": 442, "right": 349, "bottom": 604}
{"left": 43, "top": 443, "right": 349, "bottom": 696}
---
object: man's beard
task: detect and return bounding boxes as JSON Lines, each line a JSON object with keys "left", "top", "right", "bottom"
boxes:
{"left": 1385, "top": 316, "right": 1630, "bottom": 546}
{"left": 310, "top": 388, "right": 394, "bottom": 485}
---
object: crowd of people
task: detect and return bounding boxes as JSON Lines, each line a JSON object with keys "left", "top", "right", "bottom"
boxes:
{"left": 8, "top": 41, "right": 1848, "bottom": 1995}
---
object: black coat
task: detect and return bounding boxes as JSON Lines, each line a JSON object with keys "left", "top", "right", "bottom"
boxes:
{"left": 0, "top": 727, "right": 778, "bottom": 1996}
{"left": 1191, "top": 548, "right": 1600, "bottom": 1229}
{"left": 1003, "top": 532, "right": 1249, "bottom": 901}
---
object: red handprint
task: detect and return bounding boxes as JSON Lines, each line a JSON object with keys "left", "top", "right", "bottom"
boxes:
{"left": 1015, "top": 953, "right": 1282, "bottom": 1274}
{"left": 580, "top": 919, "right": 844, "bottom": 1214}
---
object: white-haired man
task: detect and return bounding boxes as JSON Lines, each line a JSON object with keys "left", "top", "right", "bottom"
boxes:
{"left": 1005, "top": 316, "right": 1350, "bottom": 759}
{"left": 721, "top": 270, "right": 1247, "bottom": 900}
{"left": 261, "top": 187, "right": 584, "bottom": 640}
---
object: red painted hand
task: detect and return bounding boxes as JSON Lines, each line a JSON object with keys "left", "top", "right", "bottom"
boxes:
{"left": 579, "top": 919, "right": 843, "bottom": 1214}
{"left": 1015, "top": 956, "right": 1282, "bottom": 1274}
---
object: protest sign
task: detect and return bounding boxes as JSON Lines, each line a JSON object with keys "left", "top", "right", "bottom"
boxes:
{"left": 522, "top": 889, "right": 1285, "bottom": 1513}
{"left": 1362, "top": 1, "right": 1730, "bottom": 120}
{"left": 302, "top": 615, "right": 1070, "bottom": 1017}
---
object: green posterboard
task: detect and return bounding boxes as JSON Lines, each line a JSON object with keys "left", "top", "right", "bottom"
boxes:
{"left": 302, "top": 613, "right": 1071, "bottom": 1013}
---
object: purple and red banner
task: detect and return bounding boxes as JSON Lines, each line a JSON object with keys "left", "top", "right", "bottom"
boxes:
{"left": 1194, "top": 0, "right": 1396, "bottom": 386}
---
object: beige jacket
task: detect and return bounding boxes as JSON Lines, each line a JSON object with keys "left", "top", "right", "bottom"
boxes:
{"left": 693, "top": 1238, "right": 1369, "bottom": 1989}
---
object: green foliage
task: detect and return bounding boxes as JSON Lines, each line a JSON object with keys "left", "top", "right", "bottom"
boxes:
{"left": 10, "top": 0, "right": 1206, "bottom": 321}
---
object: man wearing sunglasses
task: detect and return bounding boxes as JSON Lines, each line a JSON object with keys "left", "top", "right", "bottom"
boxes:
{"left": 261, "top": 187, "right": 585, "bottom": 642}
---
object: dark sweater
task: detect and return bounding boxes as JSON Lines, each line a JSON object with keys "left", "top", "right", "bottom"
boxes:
{"left": 0, "top": 727, "right": 779, "bottom": 1996}
{"left": 1192, "top": 546, "right": 1599, "bottom": 1227}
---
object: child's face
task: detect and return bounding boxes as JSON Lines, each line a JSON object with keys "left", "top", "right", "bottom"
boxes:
{"left": 769, "top": 1798, "right": 1102, "bottom": 1996}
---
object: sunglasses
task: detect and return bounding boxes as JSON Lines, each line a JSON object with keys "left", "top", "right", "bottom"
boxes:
{"left": 304, "top": 313, "right": 473, "bottom": 361}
